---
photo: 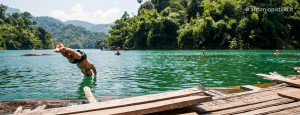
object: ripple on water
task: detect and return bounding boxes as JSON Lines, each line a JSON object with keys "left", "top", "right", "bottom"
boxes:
{"left": 0, "top": 50, "right": 299, "bottom": 100}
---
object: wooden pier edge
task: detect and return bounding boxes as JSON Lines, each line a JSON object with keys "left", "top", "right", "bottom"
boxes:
{"left": 25, "top": 87, "right": 204, "bottom": 115}
{"left": 74, "top": 96, "right": 212, "bottom": 115}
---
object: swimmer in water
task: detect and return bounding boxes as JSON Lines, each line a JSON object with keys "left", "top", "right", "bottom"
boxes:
{"left": 115, "top": 47, "right": 121, "bottom": 55}
{"left": 55, "top": 44, "right": 97, "bottom": 77}
{"left": 274, "top": 50, "right": 279, "bottom": 55}
{"left": 202, "top": 50, "right": 205, "bottom": 55}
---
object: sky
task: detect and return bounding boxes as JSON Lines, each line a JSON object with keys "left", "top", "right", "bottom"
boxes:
{"left": 0, "top": 0, "right": 144, "bottom": 24}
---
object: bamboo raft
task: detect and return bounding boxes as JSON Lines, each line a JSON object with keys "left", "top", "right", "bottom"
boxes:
{"left": 13, "top": 67, "right": 300, "bottom": 115}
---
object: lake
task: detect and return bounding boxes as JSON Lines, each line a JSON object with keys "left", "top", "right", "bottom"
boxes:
{"left": 0, "top": 50, "right": 299, "bottom": 100}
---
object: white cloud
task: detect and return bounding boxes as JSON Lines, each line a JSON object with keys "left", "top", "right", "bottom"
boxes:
{"left": 50, "top": 4, "right": 121, "bottom": 24}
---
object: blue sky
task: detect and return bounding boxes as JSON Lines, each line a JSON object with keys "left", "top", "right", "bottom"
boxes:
{"left": 1, "top": 0, "right": 145, "bottom": 24}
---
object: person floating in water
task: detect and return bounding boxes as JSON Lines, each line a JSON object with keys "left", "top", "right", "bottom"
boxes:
{"left": 202, "top": 50, "right": 205, "bottom": 55}
{"left": 274, "top": 50, "right": 280, "bottom": 55}
{"left": 54, "top": 44, "right": 97, "bottom": 77}
{"left": 115, "top": 47, "right": 121, "bottom": 55}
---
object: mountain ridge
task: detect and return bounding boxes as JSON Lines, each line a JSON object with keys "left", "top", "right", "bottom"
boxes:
{"left": 32, "top": 16, "right": 107, "bottom": 49}
{"left": 65, "top": 20, "right": 112, "bottom": 34}
{"left": 5, "top": 6, "right": 111, "bottom": 34}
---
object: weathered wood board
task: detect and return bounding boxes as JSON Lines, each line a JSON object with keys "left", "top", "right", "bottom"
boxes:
{"left": 27, "top": 87, "right": 203, "bottom": 114}
{"left": 209, "top": 98, "right": 294, "bottom": 115}
{"left": 285, "top": 80, "right": 300, "bottom": 88}
{"left": 195, "top": 94, "right": 281, "bottom": 113}
{"left": 74, "top": 96, "right": 212, "bottom": 115}
{"left": 204, "top": 90, "right": 227, "bottom": 99}
{"left": 240, "top": 85, "right": 261, "bottom": 91}
{"left": 256, "top": 74, "right": 290, "bottom": 83}
{"left": 236, "top": 101, "right": 300, "bottom": 115}
{"left": 193, "top": 87, "right": 292, "bottom": 113}
{"left": 268, "top": 106, "right": 300, "bottom": 115}
{"left": 278, "top": 88, "right": 300, "bottom": 101}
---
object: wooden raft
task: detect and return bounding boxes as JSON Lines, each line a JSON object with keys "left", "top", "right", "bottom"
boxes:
{"left": 190, "top": 70, "right": 300, "bottom": 115}
{"left": 24, "top": 86, "right": 209, "bottom": 115}
{"left": 192, "top": 84, "right": 300, "bottom": 115}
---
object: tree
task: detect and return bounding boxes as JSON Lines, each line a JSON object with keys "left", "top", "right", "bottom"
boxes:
{"left": 0, "top": 4, "right": 55, "bottom": 50}
{"left": 0, "top": 4, "right": 7, "bottom": 20}
{"left": 20, "top": 11, "right": 32, "bottom": 19}
{"left": 137, "top": 0, "right": 143, "bottom": 4}
{"left": 121, "top": 11, "right": 130, "bottom": 21}
{"left": 151, "top": 0, "right": 171, "bottom": 12}
{"left": 138, "top": 1, "right": 154, "bottom": 14}
{"left": 105, "top": 0, "right": 300, "bottom": 49}
{"left": 186, "top": 0, "right": 203, "bottom": 22}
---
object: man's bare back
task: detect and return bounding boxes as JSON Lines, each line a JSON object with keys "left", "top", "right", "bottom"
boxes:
{"left": 55, "top": 44, "right": 97, "bottom": 77}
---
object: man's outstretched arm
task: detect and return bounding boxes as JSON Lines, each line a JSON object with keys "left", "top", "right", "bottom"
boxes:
{"left": 61, "top": 47, "right": 82, "bottom": 59}
{"left": 55, "top": 44, "right": 81, "bottom": 59}
{"left": 81, "top": 70, "right": 87, "bottom": 76}
{"left": 92, "top": 64, "right": 97, "bottom": 76}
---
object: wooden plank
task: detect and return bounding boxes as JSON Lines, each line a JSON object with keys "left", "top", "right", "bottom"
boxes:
{"left": 204, "top": 90, "right": 227, "bottom": 99}
{"left": 195, "top": 94, "right": 281, "bottom": 113}
{"left": 209, "top": 98, "right": 295, "bottom": 115}
{"left": 27, "top": 87, "right": 203, "bottom": 114}
{"left": 268, "top": 106, "right": 300, "bottom": 115}
{"left": 284, "top": 80, "right": 300, "bottom": 88}
{"left": 214, "top": 83, "right": 288, "bottom": 100}
{"left": 209, "top": 90, "right": 227, "bottom": 96}
{"left": 240, "top": 85, "right": 261, "bottom": 91}
{"left": 204, "top": 90, "right": 221, "bottom": 97}
{"left": 73, "top": 96, "right": 212, "bottom": 115}
{"left": 193, "top": 87, "right": 293, "bottom": 113}
{"left": 236, "top": 101, "right": 300, "bottom": 115}
{"left": 256, "top": 74, "right": 290, "bottom": 83}
{"left": 83, "top": 86, "right": 97, "bottom": 104}
{"left": 278, "top": 88, "right": 300, "bottom": 101}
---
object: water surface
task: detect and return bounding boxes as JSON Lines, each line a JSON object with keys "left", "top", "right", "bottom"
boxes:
{"left": 0, "top": 50, "right": 299, "bottom": 100}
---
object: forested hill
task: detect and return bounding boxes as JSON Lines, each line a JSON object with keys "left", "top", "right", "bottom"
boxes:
{"left": 65, "top": 20, "right": 112, "bottom": 34}
{"left": 5, "top": 7, "right": 21, "bottom": 14}
{"left": 0, "top": 4, "right": 53, "bottom": 50}
{"left": 33, "top": 17, "right": 108, "bottom": 49}
{"left": 106, "top": 0, "right": 300, "bottom": 49}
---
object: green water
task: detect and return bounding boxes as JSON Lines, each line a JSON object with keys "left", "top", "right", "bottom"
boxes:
{"left": 0, "top": 50, "right": 299, "bottom": 100}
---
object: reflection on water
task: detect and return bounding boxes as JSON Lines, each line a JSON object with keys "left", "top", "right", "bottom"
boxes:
{"left": 0, "top": 50, "right": 299, "bottom": 100}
